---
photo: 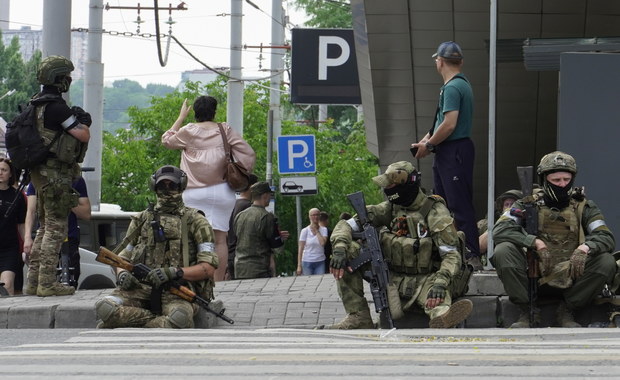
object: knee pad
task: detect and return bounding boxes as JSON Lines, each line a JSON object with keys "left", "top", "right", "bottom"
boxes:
{"left": 168, "top": 308, "right": 193, "bottom": 328}
{"left": 95, "top": 296, "right": 123, "bottom": 322}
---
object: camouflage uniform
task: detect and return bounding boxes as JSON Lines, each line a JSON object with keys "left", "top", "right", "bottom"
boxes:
{"left": 98, "top": 200, "right": 218, "bottom": 328}
{"left": 332, "top": 190, "right": 466, "bottom": 321}
{"left": 492, "top": 196, "right": 616, "bottom": 309}
{"left": 492, "top": 151, "right": 616, "bottom": 327}
{"left": 27, "top": 56, "right": 89, "bottom": 297}
{"left": 234, "top": 205, "right": 278, "bottom": 279}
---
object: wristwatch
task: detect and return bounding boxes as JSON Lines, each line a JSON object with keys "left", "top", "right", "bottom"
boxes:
{"left": 425, "top": 142, "right": 437, "bottom": 153}
{"left": 175, "top": 267, "right": 184, "bottom": 280}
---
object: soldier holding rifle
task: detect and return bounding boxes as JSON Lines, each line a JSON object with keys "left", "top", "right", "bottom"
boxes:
{"left": 328, "top": 161, "right": 473, "bottom": 329}
{"left": 95, "top": 166, "right": 220, "bottom": 328}
{"left": 492, "top": 151, "right": 616, "bottom": 328}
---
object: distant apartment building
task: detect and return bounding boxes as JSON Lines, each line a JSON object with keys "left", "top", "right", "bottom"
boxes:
{"left": 178, "top": 68, "right": 220, "bottom": 90}
{"left": 1, "top": 26, "right": 87, "bottom": 80}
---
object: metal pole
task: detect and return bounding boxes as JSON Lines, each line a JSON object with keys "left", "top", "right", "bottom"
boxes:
{"left": 227, "top": 0, "right": 244, "bottom": 134}
{"left": 266, "top": 110, "right": 273, "bottom": 186}
{"left": 270, "top": 0, "right": 284, "bottom": 140}
{"left": 486, "top": 0, "right": 497, "bottom": 266}
{"left": 42, "top": 0, "right": 72, "bottom": 59}
{"left": 83, "top": 0, "right": 104, "bottom": 211}
{"left": 296, "top": 195, "right": 302, "bottom": 239}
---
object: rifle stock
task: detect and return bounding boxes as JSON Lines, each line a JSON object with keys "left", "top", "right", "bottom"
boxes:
{"left": 347, "top": 192, "right": 394, "bottom": 329}
{"left": 516, "top": 166, "right": 539, "bottom": 327}
{"left": 96, "top": 246, "right": 234, "bottom": 325}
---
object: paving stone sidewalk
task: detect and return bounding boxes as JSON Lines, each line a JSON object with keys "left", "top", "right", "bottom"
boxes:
{"left": 0, "top": 272, "right": 613, "bottom": 329}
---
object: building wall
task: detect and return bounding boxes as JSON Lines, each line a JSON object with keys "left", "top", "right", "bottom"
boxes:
{"left": 2, "top": 27, "right": 87, "bottom": 80}
{"left": 352, "top": 0, "right": 620, "bottom": 220}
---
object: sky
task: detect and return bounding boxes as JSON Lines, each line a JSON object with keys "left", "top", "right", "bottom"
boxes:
{"left": 6, "top": 0, "right": 307, "bottom": 87}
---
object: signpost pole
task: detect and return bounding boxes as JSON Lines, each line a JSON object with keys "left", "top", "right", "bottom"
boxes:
{"left": 296, "top": 196, "right": 302, "bottom": 240}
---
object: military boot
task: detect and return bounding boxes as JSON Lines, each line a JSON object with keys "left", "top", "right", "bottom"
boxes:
{"left": 24, "top": 283, "right": 38, "bottom": 296}
{"left": 556, "top": 301, "right": 581, "bottom": 328}
{"left": 24, "top": 270, "right": 39, "bottom": 295}
{"left": 37, "top": 282, "right": 75, "bottom": 297}
{"left": 510, "top": 304, "right": 540, "bottom": 328}
{"left": 328, "top": 309, "right": 374, "bottom": 329}
{"left": 429, "top": 299, "right": 473, "bottom": 328}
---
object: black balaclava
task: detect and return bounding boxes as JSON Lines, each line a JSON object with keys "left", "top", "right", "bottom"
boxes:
{"left": 542, "top": 174, "right": 574, "bottom": 209}
{"left": 383, "top": 173, "right": 420, "bottom": 207}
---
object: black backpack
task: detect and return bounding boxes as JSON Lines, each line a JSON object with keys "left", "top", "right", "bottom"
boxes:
{"left": 5, "top": 94, "right": 62, "bottom": 171}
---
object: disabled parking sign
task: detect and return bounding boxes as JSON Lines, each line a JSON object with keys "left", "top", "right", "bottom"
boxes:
{"left": 277, "top": 135, "right": 316, "bottom": 174}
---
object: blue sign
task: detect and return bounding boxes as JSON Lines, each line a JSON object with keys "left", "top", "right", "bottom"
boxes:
{"left": 278, "top": 135, "right": 316, "bottom": 174}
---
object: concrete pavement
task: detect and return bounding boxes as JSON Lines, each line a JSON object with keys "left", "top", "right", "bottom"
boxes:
{"left": 0, "top": 272, "right": 615, "bottom": 329}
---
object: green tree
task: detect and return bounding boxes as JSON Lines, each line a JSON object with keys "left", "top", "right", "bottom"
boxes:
{"left": 101, "top": 77, "right": 381, "bottom": 275}
{"left": 0, "top": 33, "right": 41, "bottom": 121}
{"left": 292, "top": 0, "right": 352, "bottom": 28}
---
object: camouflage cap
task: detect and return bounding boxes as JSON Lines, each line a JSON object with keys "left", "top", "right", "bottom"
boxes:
{"left": 372, "top": 161, "right": 415, "bottom": 187}
{"left": 250, "top": 181, "right": 274, "bottom": 196}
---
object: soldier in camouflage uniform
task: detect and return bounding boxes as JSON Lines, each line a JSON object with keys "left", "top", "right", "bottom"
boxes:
{"left": 95, "top": 166, "right": 218, "bottom": 328}
{"left": 329, "top": 161, "right": 473, "bottom": 329}
{"left": 492, "top": 151, "right": 616, "bottom": 327}
{"left": 26, "top": 56, "right": 91, "bottom": 297}
{"left": 234, "top": 182, "right": 290, "bottom": 279}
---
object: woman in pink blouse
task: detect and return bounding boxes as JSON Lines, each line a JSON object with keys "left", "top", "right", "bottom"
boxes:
{"left": 162, "top": 96, "right": 256, "bottom": 281}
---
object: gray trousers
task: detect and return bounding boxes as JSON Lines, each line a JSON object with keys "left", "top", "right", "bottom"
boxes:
{"left": 491, "top": 242, "right": 616, "bottom": 309}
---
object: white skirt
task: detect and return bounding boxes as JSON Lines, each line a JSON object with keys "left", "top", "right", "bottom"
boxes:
{"left": 182, "top": 182, "right": 236, "bottom": 232}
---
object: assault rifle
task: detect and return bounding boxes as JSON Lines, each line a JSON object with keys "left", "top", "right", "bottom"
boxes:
{"left": 516, "top": 166, "right": 539, "bottom": 327}
{"left": 347, "top": 191, "right": 394, "bottom": 329}
{"left": 97, "top": 246, "right": 234, "bottom": 324}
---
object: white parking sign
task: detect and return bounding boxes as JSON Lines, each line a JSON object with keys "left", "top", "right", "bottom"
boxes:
{"left": 277, "top": 135, "right": 316, "bottom": 174}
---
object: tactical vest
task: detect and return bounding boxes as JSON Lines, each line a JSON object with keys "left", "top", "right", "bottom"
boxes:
{"left": 36, "top": 103, "right": 88, "bottom": 164}
{"left": 380, "top": 197, "right": 439, "bottom": 275}
{"left": 121, "top": 208, "right": 214, "bottom": 300}
{"left": 537, "top": 198, "right": 584, "bottom": 267}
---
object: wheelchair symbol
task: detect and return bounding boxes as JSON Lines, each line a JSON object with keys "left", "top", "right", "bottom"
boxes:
{"left": 303, "top": 157, "right": 313, "bottom": 169}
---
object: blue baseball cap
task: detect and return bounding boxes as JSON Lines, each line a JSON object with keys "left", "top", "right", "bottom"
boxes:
{"left": 432, "top": 41, "right": 463, "bottom": 60}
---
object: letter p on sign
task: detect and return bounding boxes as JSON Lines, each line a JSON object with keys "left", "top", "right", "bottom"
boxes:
{"left": 318, "top": 36, "right": 350, "bottom": 80}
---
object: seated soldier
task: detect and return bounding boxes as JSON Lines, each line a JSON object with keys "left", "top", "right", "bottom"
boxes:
{"left": 95, "top": 166, "right": 218, "bottom": 328}
{"left": 329, "top": 161, "right": 473, "bottom": 329}
{"left": 478, "top": 189, "right": 522, "bottom": 256}
{"left": 492, "top": 152, "right": 616, "bottom": 327}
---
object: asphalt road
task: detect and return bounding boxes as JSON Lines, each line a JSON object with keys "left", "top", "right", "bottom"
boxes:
{"left": 2, "top": 328, "right": 620, "bottom": 379}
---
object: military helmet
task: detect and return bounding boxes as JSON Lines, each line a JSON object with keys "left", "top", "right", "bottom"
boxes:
{"left": 149, "top": 165, "right": 188, "bottom": 192}
{"left": 497, "top": 189, "right": 523, "bottom": 203}
{"left": 37, "top": 55, "right": 74, "bottom": 85}
{"left": 536, "top": 151, "right": 577, "bottom": 177}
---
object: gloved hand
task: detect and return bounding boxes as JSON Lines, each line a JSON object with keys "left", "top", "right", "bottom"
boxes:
{"left": 117, "top": 270, "right": 139, "bottom": 290}
{"left": 146, "top": 267, "right": 181, "bottom": 289}
{"left": 537, "top": 248, "right": 552, "bottom": 276}
{"left": 425, "top": 283, "right": 447, "bottom": 309}
{"left": 330, "top": 247, "right": 347, "bottom": 269}
{"left": 71, "top": 106, "right": 92, "bottom": 126}
{"left": 569, "top": 248, "right": 588, "bottom": 280}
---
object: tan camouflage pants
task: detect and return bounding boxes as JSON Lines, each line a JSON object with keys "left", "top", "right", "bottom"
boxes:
{"left": 28, "top": 163, "right": 78, "bottom": 290}
{"left": 337, "top": 264, "right": 453, "bottom": 320}
{"left": 101, "top": 287, "right": 197, "bottom": 328}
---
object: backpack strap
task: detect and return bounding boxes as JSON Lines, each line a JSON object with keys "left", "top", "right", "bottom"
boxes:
{"left": 181, "top": 210, "right": 190, "bottom": 268}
